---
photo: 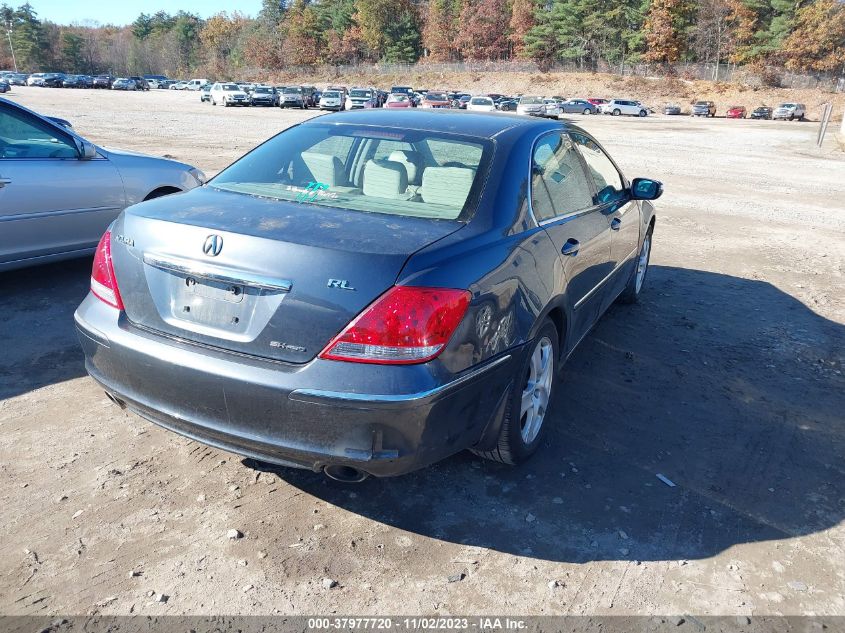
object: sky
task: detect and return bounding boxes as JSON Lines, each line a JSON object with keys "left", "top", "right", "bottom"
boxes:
{"left": 25, "top": 0, "right": 265, "bottom": 26}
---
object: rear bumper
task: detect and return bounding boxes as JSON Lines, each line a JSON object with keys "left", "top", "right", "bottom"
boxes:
{"left": 75, "top": 295, "right": 520, "bottom": 477}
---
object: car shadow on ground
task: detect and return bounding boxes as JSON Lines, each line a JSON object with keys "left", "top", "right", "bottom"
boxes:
{"left": 0, "top": 258, "right": 91, "bottom": 399}
{"left": 255, "top": 265, "right": 844, "bottom": 563}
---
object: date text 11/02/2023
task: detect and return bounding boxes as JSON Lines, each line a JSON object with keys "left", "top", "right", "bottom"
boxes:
{"left": 306, "top": 617, "right": 528, "bottom": 630}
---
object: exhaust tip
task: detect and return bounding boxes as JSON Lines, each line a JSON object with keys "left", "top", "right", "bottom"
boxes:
{"left": 323, "top": 465, "right": 369, "bottom": 483}
{"left": 104, "top": 392, "right": 126, "bottom": 409}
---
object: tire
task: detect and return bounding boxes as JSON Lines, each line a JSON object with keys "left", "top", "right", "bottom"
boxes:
{"left": 473, "top": 320, "right": 559, "bottom": 465}
{"left": 789, "top": 114, "right": 794, "bottom": 121}
{"left": 613, "top": 108, "right": 621, "bottom": 116}
{"left": 639, "top": 109, "right": 647, "bottom": 117}
{"left": 618, "top": 228, "right": 653, "bottom": 304}
{"left": 799, "top": 113, "right": 805, "bottom": 121}
{"left": 583, "top": 108, "right": 591, "bottom": 115}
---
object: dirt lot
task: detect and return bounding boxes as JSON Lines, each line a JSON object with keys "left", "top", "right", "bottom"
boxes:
{"left": 1, "top": 87, "right": 843, "bottom": 617}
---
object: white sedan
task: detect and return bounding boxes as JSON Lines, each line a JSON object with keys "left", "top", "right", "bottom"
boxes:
{"left": 467, "top": 96, "right": 496, "bottom": 112}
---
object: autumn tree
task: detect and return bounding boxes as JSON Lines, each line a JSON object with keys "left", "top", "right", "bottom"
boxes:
{"left": 782, "top": 0, "right": 845, "bottom": 72}
{"left": 509, "top": 0, "right": 536, "bottom": 58}
{"left": 458, "top": 0, "right": 510, "bottom": 61}
{"left": 725, "top": 0, "right": 759, "bottom": 63}
{"left": 200, "top": 11, "right": 249, "bottom": 75}
{"left": 314, "top": 0, "right": 362, "bottom": 64}
{"left": 643, "top": 0, "right": 684, "bottom": 63}
{"left": 280, "top": 0, "right": 321, "bottom": 66}
{"left": 323, "top": 26, "right": 365, "bottom": 64}
{"left": 422, "top": 0, "right": 461, "bottom": 61}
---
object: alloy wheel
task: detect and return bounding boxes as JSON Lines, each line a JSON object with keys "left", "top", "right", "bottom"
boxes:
{"left": 520, "top": 337, "right": 554, "bottom": 444}
{"left": 635, "top": 234, "right": 651, "bottom": 293}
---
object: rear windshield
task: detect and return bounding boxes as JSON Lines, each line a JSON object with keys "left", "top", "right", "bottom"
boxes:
{"left": 471, "top": 97, "right": 493, "bottom": 105}
{"left": 426, "top": 92, "right": 447, "bottom": 100}
{"left": 520, "top": 96, "right": 542, "bottom": 104}
{"left": 350, "top": 89, "right": 371, "bottom": 98}
{"left": 211, "top": 123, "right": 493, "bottom": 221}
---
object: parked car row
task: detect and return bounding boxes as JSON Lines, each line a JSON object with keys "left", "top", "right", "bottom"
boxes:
{"left": 197, "top": 83, "right": 396, "bottom": 111}
{"left": 3, "top": 69, "right": 811, "bottom": 124}
{"left": 664, "top": 100, "right": 807, "bottom": 120}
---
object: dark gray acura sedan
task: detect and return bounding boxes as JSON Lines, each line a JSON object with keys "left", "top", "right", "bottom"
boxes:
{"left": 75, "top": 110, "right": 661, "bottom": 481}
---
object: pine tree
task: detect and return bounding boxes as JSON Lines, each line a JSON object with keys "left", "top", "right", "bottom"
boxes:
{"left": 384, "top": 9, "right": 421, "bottom": 62}
{"left": 524, "top": 2, "right": 559, "bottom": 69}
{"left": 9, "top": 3, "right": 46, "bottom": 70}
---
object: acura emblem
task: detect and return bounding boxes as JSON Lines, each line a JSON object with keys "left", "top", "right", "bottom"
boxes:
{"left": 203, "top": 234, "right": 223, "bottom": 257}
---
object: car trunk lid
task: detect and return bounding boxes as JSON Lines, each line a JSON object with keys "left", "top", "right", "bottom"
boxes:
{"left": 110, "top": 187, "right": 463, "bottom": 364}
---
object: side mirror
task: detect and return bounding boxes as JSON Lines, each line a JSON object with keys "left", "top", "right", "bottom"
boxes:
{"left": 630, "top": 177, "right": 663, "bottom": 201}
{"left": 77, "top": 140, "right": 98, "bottom": 160}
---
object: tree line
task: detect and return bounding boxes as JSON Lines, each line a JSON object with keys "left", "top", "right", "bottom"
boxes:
{"left": 1, "top": 0, "right": 843, "bottom": 78}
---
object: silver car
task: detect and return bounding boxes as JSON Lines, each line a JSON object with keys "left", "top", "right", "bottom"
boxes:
{"left": 0, "top": 97, "right": 205, "bottom": 271}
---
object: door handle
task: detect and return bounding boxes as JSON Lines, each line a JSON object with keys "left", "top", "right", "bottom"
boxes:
{"left": 561, "top": 238, "right": 580, "bottom": 256}
{"left": 610, "top": 218, "right": 621, "bottom": 231}
{"left": 0, "top": 177, "right": 11, "bottom": 188}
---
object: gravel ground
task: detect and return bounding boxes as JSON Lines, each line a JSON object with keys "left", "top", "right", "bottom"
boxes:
{"left": 1, "top": 87, "right": 843, "bottom": 617}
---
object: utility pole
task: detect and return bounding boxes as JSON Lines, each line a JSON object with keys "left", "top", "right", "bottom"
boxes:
{"left": 6, "top": 19, "right": 17, "bottom": 73}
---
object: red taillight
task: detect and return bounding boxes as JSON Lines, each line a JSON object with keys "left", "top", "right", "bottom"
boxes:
{"left": 319, "top": 286, "right": 471, "bottom": 365}
{"left": 90, "top": 230, "right": 124, "bottom": 310}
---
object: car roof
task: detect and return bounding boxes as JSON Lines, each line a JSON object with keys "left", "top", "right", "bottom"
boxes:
{"left": 308, "top": 109, "right": 553, "bottom": 139}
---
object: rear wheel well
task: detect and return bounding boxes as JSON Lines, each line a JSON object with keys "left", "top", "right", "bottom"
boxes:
{"left": 546, "top": 307, "right": 566, "bottom": 360}
{"left": 144, "top": 186, "right": 181, "bottom": 201}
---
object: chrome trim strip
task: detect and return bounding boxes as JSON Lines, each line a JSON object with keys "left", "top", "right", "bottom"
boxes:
{"left": 0, "top": 205, "right": 120, "bottom": 222}
{"left": 573, "top": 246, "right": 639, "bottom": 310}
{"left": 289, "top": 354, "right": 513, "bottom": 405}
{"left": 143, "top": 253, "right": 292, "bottom": 292}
